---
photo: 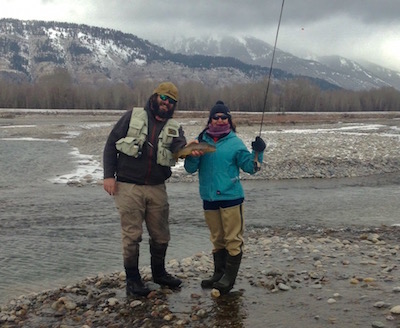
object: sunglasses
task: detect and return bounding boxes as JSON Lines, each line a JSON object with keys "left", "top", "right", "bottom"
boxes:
{"left": 212, "top": 114, "right": 229, "bottom": 120}
{"left": 159, "top": 94, "right": 177, "bottom": 105}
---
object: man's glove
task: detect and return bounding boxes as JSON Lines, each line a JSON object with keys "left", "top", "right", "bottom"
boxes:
{"left": 251, "top": 136, "right": 266, "bottom": 152}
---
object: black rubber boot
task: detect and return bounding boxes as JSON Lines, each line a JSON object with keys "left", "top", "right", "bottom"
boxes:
{"left": 201, "top": 249, "right": 227, "bottom": 289}
{"left": 125, "top": 267, "right": 150, "bottom": 297}
{"left": 213, "top": 252, "right": 242, "bottom": 295}
{"left": 124, "top": 245, "right": 150, "bottom": 297}
{"left": 126, "top": 277, "right": 151, "bottom": 297}
{"left": 150, "top": 241, "right": 182, "bottom": 288}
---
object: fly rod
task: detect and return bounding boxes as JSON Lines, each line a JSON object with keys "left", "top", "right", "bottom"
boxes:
{"left": 258, "top": 0, "right": 285, "bottom": 136}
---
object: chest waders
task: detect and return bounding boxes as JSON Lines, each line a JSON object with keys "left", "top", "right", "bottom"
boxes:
{"left": 116, "top": 108, "right": 182, "bottom": 295}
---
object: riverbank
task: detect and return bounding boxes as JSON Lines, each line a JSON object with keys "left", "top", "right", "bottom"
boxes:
{"left": 1, "top": 111, "right": 400, "bottom": 327}
{"left": 2, "top": 110, "right": 400, "bottom": 184}
{"left": 1, "top": 227, "right": 399, "bottom": 327}
{"left": 70, "top": 110, "right": 400, "bottom": 183}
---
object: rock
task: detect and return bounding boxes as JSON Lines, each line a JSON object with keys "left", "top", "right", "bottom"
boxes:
{"left": 390, "top": 305, "right": 400, "bottom": 314}
{"left": 363, "top": 277, "right": 375, "bottom": 283}
{"left": 130, "top": 300, "right": 143, "bottom": 308}
{"left": 373, "top": 301, "right": 390, "bottom": 309}
{"left": 106, "top": 298, "right": 119, "bottom": 306}
{"left": 367, "top": 234, "right": 380, "bottom": 243}
{"left": 210, "top": 289, "right": 220, "bottom": 298}
{"left": 278, "top": 283, "right": 290, "bottom": 291}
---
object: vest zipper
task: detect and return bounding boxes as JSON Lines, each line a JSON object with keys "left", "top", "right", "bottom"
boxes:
{"left": 145, "top": 124, "right": 158, "bottom": 184}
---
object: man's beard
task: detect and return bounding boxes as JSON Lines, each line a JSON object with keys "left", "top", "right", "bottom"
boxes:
{"left": 152, "top": 99, "right": 175, "bottom": 119}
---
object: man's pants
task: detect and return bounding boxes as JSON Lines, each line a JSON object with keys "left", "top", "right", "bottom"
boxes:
{"left": 114, "top": 182, "right": 170, "bottom": 267}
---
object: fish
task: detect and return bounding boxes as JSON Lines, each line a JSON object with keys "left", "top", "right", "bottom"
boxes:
{"left": 173, "top": 142, "right": 216, "bottom": 160}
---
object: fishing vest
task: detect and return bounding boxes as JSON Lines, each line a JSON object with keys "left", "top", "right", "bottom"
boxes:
{"left": 115, "top": 107, "right": 180, "bottom": 167}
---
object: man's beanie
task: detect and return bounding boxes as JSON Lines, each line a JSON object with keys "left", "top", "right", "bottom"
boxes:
{"left": 153, "top": 82, "right": 179, "bottom": 101}
{"left": 209, "top": 100, "right": 231, "bottom": 119}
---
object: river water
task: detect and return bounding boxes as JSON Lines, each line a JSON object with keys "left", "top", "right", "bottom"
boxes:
{"left": 0, "top": 121, "right": 400, "bottom": 306}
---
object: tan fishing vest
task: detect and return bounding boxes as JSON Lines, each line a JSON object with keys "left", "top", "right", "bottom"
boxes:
{"left": 115, "top": 107, "right": 179, "bottom": 167}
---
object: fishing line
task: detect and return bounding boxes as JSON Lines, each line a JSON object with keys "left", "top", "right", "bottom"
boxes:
{"left": 258, "top": 0, "right": 285, "bottom": 136}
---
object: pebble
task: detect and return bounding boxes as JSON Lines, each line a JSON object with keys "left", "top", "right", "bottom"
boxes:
{"left": 390, "top": 305, "right": 400, "bottom": 314}
{"left": 130, "top": 300, "right": 143, "bottom": 308}
{"left": 278, "top": 283, "right": 290, "bottom": 291}
{"left": 0, "top": 229, "right": 398, "bottom": 327}
{"left": 373, "top": 301, "right": 388, "bottom": 309}
{"left": 210, "top": 289, "right": 221, "bottom": 298}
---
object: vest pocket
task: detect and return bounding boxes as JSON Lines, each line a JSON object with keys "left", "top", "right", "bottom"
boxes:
{"left": 116, "top": 137, "right": 141, "bottom": 157}
{"left": 157, "top": 147, "right": 175, "bottom": 166}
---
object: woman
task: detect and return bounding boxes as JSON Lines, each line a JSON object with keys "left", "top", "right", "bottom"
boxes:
{"left": 184, "top": 101, "right": 266, "bottom": 294}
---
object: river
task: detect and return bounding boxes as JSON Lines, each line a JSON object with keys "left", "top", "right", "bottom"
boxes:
{"left": 1, "top": 111, "right": 399, "bottom": 305}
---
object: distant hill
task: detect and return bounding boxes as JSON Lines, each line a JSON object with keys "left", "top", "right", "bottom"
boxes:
{"left": 158, "top": 35, "right": 400, "bottom": 91}
{"left": 1, "top": 19, "right": 399, "bottom": 91}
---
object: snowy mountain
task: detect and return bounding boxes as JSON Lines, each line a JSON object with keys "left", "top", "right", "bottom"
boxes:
{"left": 0, "top": 19, "right": 300, "bottom": 89}
{"left": 158, "top": 35, "right": 400, "bottom": 91}
{"left": 1, "top": 19, "right": 399, "bottom": 91}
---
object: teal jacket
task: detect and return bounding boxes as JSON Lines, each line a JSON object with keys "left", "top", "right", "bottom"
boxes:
{"left": 184, "top": 131, "right": 263, "bottom": 202}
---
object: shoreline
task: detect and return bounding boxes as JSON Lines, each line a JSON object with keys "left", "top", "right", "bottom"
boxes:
{"left": 6, "top": 109, "right": 397, "bottom": 185}
{"left": 2, "top": 110, "right": 400, "bottom": 185}
{"left": 1, "top": 111, "right": 400, "bottom": 327}
{"left": 1, "top": 226, "right": 399, "bottom": 327}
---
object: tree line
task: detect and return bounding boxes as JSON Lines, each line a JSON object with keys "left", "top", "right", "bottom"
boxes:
{"left": 1, "top": 69, "right": 400, "bottom": 112}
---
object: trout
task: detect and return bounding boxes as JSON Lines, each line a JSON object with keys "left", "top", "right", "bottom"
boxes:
{"left": 173, "top": 142, "right": 216, "bottom": 160}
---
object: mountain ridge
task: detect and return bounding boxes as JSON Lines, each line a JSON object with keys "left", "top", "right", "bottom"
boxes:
{"left": 158, "top": 35, "right": 400, "bottom": 91}
{"left": 1, "top": 18, "right": 399, "bottom": 91}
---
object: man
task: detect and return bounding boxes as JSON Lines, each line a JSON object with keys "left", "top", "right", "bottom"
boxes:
{"left": 103, "top": 82, "right": 187, "bottom": 297}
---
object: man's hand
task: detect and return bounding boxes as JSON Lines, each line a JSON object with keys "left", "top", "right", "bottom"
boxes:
{"left": 103, "top": 177, "right": 117, "bottom": 195}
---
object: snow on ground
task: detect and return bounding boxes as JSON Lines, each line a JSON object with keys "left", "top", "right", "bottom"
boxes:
{"left": 2, "top": 119, "right": 399, "bottom": 186}
{"left": 56, "top": 122, "right": 400, "bottom": 185}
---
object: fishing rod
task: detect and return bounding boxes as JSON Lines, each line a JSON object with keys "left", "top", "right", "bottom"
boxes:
{"left": 258, "top": 0, "right": 285, "bottom": 136}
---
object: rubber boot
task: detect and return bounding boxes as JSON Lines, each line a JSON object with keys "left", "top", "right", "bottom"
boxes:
{"left": 213, "top": 252, "right": 242, "bottom": 295}
{"left": 201, "top": 249, "right": 227, "bottom": 289}
{"left": 125, "top": 267, "right": 150, "bottom": 297}
{"left": 150, "top": 241, "right": 182, "bottom": 288}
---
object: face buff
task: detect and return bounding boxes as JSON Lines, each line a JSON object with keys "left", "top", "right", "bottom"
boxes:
{"left": 206, "top": 123, "right": 231, "bottom": 138}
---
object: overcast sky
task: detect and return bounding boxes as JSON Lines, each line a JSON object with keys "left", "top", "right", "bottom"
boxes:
{"left": 2, "top": 0, "right": 400, "bottom": 71}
